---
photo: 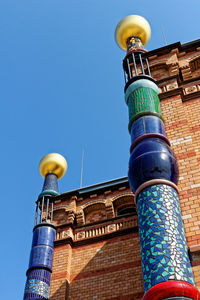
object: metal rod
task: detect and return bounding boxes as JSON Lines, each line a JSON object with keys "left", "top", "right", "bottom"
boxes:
{"left": 161, "top": 27, "right": 167, "bottom": 46}
{"left": 132, "top": 53, "right": 138, "bottom": 76}
{"left": 146, "top": 58, "right": 151, "bottom": 76}
{"left": 139, "top": 54, "right": 144, "bottom": 74}
{"left": 46, "top": 198, "right": 49, "bottom": 222}
{"left": 127, "top": 58, "right": 131, "bottom": 79}
{"left": 35, "top": 201, "right": 39, "bottom": 226}
{"left": 51, "top": 200, "right": 53, "bottom": 223}
{"left": 80, "top": 149, "right": 84, "bottom": 188}
{"left": 40, "top": 197, "right": 44, "bottom": 223}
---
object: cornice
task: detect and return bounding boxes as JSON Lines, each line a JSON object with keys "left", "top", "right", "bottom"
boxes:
{"left": 54, "top": 226, "right": 138, "bottom": 248}
{"left": 182, "top": 90, "right": 200, "bottom": 102}
{"left": 144, "top": 39, "right": 200, "bottom": 59}
{"left": 159, "top": 86, "right": 200, "bottom": 102}
{"left": 159, "top": 87, "right": 183, "bottom": 100}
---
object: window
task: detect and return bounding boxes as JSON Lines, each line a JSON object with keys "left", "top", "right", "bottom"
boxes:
{"left": 113, "top": 195, "right": 136, "bottom": 217}
{"left": 117, "top": 205, "right": 136, "bottom": 216}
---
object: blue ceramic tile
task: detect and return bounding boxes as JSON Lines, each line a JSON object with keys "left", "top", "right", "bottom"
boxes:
{"left": 137, "top": 184, "right": 195, "bottom": 292}
{"left": 29, "top": 245, "right": 54, "bottom": 270}
{"left": 130, "top": 115, "right": 166, "bottom": 143}
{"left": 32, "top": 226, "right": 56, "bottom": 248}
{"left": 128, "top": 137, "right": 179, "bottom": 192}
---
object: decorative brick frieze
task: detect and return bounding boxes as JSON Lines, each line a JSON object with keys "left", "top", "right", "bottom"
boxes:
{"left": 184, "top": 85, "right": 198, "bottom": 94}
{"left": 55, "top": 214, "right": 138, "bottom": 242}
{"left": 166, "top": 81, "right": 179, "bottom": 91}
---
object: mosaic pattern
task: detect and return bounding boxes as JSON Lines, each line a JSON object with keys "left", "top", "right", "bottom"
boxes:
{"left": 127, "top": 36, "right": 143, "bottom": 52}
{"left": 26, "top": 269, "right": 51, "bottom": 285}
{"left": 137, "top": 184, "right": 195, "bottom": 292}
{"left": 24, "top": 294, "right": 47, "bottom": 300}
{"left": 127, "top": 87, "right": 162, "bottom": 131}
{"left": 24, "top": 279, "right": 50, "bottom": 299}
{"left": 42, "top": 173, "right": 58, "bottom": 194}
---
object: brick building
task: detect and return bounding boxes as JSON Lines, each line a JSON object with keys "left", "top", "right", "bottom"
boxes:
{"left": 47, "top": 39, "right": 200, "bottom": 299}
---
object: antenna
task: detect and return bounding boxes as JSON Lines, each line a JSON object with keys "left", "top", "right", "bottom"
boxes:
{"left": 80, "top": 149, "right": 84, "bottom": 188}
{"left": 161, "top": 27, "right": 167, "bottom": 46}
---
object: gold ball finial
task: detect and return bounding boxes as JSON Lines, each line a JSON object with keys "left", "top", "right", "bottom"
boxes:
{"left": 39, "top": 153, "right": 68, "bottom": 180}
{"left": 115, "top": 15, "right": 151, "bottom": 51}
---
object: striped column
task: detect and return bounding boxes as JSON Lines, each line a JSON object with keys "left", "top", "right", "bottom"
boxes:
{"left": 115, "top": 15, "right": 200, "bottom": 300}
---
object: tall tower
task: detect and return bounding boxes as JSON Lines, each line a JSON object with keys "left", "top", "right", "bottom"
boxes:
{"left": 23, "top": 153, "right": 67, "bottom": 300}
{"left": 115, "top": 15, "right": 200, "bottom": 300}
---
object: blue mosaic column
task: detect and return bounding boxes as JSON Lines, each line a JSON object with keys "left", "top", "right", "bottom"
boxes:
{"left": 136, "top": 182, "right": 195, "bottom": 290}
{"left": 23, "top": 153, "right": 67, "bottom": 300}
{"left": 24, "top": 225, "right": 56, "bottom": 300}
{"left": 115, "top": 15, "right": 200, "bottom": 300}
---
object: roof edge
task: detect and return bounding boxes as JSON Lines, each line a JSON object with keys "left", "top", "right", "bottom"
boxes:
{"left": 145, "top": 39, "right": 200, "bottom": 57}
{"left": 57, "top": 176, "right": 129, "bottom": 199}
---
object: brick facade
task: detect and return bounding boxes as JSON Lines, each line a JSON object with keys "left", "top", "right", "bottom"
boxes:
{"left": 50, "top": 40, "right": 200, "bottom": 299}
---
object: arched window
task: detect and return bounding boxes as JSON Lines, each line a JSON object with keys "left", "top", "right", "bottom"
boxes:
{"left": 84, "top": 203, "right": 106, "bottom": 224}
{"left": 113, "top": 195, "right": 136, "bottom": 217}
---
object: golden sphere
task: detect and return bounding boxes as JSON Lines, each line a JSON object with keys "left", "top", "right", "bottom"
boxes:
{"left": 39, "top": 153, "right": 68, "bottom": 180}
{"left": 115, "top": 15, "right": 151, "bottom": 51}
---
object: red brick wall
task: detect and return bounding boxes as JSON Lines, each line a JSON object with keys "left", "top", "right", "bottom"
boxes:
{"left": 69, "top": 234, "right": 143, "bottom": 300}
{"left": 50, "top": 233, "right": 143, "bottom": 300}
{"left": 50, "top": 244, "right": 72, "bottom": 300}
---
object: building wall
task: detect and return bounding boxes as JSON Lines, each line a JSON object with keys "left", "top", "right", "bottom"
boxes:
{"left": 69, "top": 233, "right": 142, "bottom": 300}
{"left": 50, "top": 41, "right": 200, "bottom": 299}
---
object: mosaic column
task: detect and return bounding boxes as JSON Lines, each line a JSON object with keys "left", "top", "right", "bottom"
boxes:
{"left": 115, "top": 15, "right": 200, "bottom": 300}
{"left": 23, "top": 153, "right": 67, "bottom": 300}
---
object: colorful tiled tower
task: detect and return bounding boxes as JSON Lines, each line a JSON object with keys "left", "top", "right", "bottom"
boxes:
{"left": 115, "top": 15, "right": 200, "bottom": 300}
{"left": 23, "top": 153, "right": 67, "bottom": 300}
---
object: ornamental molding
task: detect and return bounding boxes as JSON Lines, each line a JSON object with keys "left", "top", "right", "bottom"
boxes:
{"left": 53, "top": 205, "right": 68, "bottom": 211}
{"left": 111, "top": 192, "right": 134, "bottom": 203}
{"left": 81, "top": 199, "right": 106, "bottom": 210}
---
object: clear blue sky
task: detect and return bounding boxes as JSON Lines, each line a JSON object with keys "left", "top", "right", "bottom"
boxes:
{"left": 0, "top": 0, "right": 199, "bottom": 298}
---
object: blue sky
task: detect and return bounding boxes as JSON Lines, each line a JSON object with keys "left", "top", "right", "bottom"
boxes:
{"left": 0, "top": 0, "right": 199, "bottom": 298}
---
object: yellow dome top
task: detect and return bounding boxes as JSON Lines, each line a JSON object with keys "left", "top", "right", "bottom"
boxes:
{"left": 115, "top": 15, "right": 151, "bottom": 51}
{"left": 39, "top": 153, "right": 68, "bottom": 180}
